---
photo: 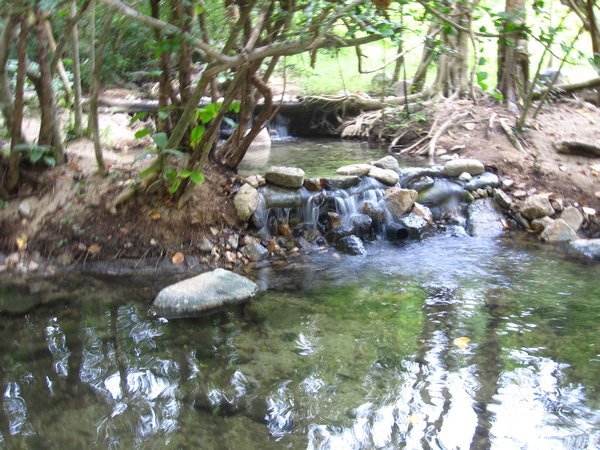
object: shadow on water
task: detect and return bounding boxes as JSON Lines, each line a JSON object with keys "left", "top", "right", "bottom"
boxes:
{"left": 1, "top": 240, "right": 599, "bottom": 447}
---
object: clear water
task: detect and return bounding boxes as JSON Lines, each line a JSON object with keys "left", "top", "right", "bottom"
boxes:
{"left": 1, "top": 140, "right": 599, "bottom": 449}
{"left": 1, "top": 236, "right": 599, "bottom": 449}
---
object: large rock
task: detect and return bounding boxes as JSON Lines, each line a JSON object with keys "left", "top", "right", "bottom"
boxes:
{"left": 324, "top": 176, "right": 361, "bottom": 190}
{"left": 265, "top": 166, "right": 305, "bottom": 188}
{"left": 466, "top": 198, "right": 505, "bottom": 238}
{"left": 443, "top": 158, "right": 485, "bottom": 176}
{"left": 233, "top": 183, "right": 260, "bottom": 222}
{"left": 241, "top": 242, "right": 269, "bottom": 261}
{"left": 400, "top": 213, "right": 430, "bottom": 239}
{"left": 362, "top": 201, "right": 387, "bottom": 226}
{"left": 570, "top": 239, "right": 600, "bottom": 260}
{"left": 350, "top": 214, "right": 374, "bottom": 241}
{"left": 384, "top": 188, "right": 418, "bottom": 218}
{"left": 540, "top": 219, "right": 578, "bottom": 242}
{"left": 405, "top": 176, "right": 434, "bottom": 192}
{"left": 519, "top": 194, "right": 555, "bottom": 220}
{"left": 248, "top": 127, "right": 271, "bottom": 151}
{"left": 560, "top": 206, "right": 584, "bottom": 232}
{"left": 371, "top": 155, "right": 399, "bottom": 170}
{"left": 336, "top": 163, "right": 373, "bottom": 176}
{"left": 368, "top": 167, "right": 400, "bottom": 186}
{"left": 153, "top": 269, "right": 259, "bottom": 316}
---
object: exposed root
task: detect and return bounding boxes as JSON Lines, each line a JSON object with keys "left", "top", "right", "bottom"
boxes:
{"left": 420, "top": 110, "right": 471, "bottom": 161}
{"left": 499, "top": 118, "right": 526, "bottom": 153}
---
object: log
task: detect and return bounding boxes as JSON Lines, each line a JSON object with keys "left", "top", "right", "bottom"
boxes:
{"left": 533, "top": 76, "right": 600, "bottom": 99}
{"left": 556, "top": 141, "right": 600, "bottom": 158}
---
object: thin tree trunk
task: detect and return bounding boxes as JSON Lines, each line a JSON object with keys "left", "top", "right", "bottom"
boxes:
{"left": 89, "top": 10, "right": 116, "bottom": 176}
{"left": 412, "top": 23, "right": 438, "bottom": 93}
{"left": 86, "top": 0, "right": 96, "bottom": 137}
{"left": 151, "top": 0, "right": 173, "bottom": 134}
{"left": 35, "top": 7, "right": 65, "bottom": 164}
{"left": 0, "top": 15, "right": 18, "bottom": 133}
{"left": 7, "top": 13, "right": 29, "bottom": 192}
{"left": 42, "top": 20, "right": 74, "bottom": 103}
{"left": 70, "top": 0, "right": 84, "bottom": 135}
{"left": 586, "top": 0, "right": 600, "bottom": 73}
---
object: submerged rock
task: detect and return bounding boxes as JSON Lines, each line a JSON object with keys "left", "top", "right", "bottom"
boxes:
{"left": 466, "top": 198, "right": 505, "bottom": 237}
{"left": 384, "top": 188, "right": 418, "bottom": 218}
{"left": 265, "top": 166, "right": 305, "bottom": 188}
{"left": 519, "top": 194, "right": 555, "bottom": 220}
{"left": 368, "top": 167, "right": 399, "bottom": 185}
{"left": 234, "top": 183, "right": 260, "bottom": 222}
{"left": 443, "top": 158, "right": 485, "bottom": 176}
{"left": 570, "top": 239, "right": 600, "bottom": 260}
{"left": 325, "top": 225, "right": 353, "bottom": 244}
{"left": 336, "top": 235, "right": 366, "bottom": 255}
{"left": 153, "top": 268, "right": 259, "bottom": 316}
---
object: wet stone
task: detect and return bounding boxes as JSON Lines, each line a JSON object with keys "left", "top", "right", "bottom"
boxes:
{"left": 466, "top": 198, "right": 505, "bottom": 238}
{"left": 335, "top": 235, "right": 366, "bottom": 256}
{"left": 325, "top": 225, "right": 354, "bottom": 244}
{"left": 303, "top": 178, "right": 323, "bottom": 191}
{"left": 465, "top": 172, "right": 500, "bottom": 191}
{"left": 371, "top": 155, "right": 399, "bottom": 170}
{"left": 399, "top": 213, "right": 430, "bottom": 239}
{"left": 368, "top": 167, "right": 400, "bottom": 186}
{"left": 519, "top": 194, "right": 555, "bottom": 220}
{"left": 443, "top": 158, "right": 485, "bottom": 176}
{"left": 242, "top": 242, "right": 269, "bottom": 261}
{"left": 540, "top": 218, "right": 578, "bottom": 242}
{"left": 405, "top": 176, "right": 435, "bottom": 192}
{"left": 265, "top": 166, "right": 305, "bottom": 188}
{"left": 324, "top": 176, "right": 362, "bottom": 190}
{"left": 494, "top": 188, "right": 513, "bottom": 209}
{"left": 570, "top": 239, "right": 600, "bottom": 260}
{"left": 560, "top": 206, "right": 584, "bottom": 232}
{"left": 350, "top": 214, "right": 375, "bottom": 241}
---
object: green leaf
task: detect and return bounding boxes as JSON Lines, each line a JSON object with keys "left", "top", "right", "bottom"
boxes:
{"left": 29, "top": 149, "right": 44, "bottom": 164}
{"left": 228, "top": 100, "right": 241, "bottom": 114}
{"left": 43, "top": 155, "right": 56, "bottom": 167}
{"left": 152, "top": 132, "right": 168, "bottom": 149}
{"left": 189, "top": 171, "right": 205, "bottom": 185}
{"left": 130, "top": 112, "right": 148, "bottom": 124}
{"left": 190, "top": 124, "right": 205, "bottom": 148}
{"left": 158, "top": 110, "right": 170, "bottom": 120}
{"left": 178, "top": 169, "right": 193, "bottom": 178}
{"left": 135, "top": 128, "right": 152, "bottom": 139}
{"left": 164, "top": 167, "right": 177, "bottom": 182}
{"left": 164, "top": 148, "right": 187, "bottom": 159}
{"left": 168, "top": 178, "right": 182, "bottom": 194}
{"left": 140, "top": 164, "right": 159, "bottom": 178}
{"left": 492, "top": 91, "right": 504, "bottom": 101}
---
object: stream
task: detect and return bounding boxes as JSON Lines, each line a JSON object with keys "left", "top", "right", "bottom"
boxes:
{"left": 1, "top": 140, "right": 599, "bottom": 449}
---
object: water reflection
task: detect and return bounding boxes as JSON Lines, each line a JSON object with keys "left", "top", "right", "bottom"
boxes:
{"left": 0, "top": 238, "right": 599, "bottom": 448}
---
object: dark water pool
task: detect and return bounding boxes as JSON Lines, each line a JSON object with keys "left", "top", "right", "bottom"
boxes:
{"left": 1, "top": 235, "right": 599, "bottom": 449}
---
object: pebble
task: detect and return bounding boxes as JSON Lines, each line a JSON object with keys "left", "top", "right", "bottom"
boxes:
{"left": 502, "top": 179, "right": 515, "bottom": 189}
{"left": 19, "top": 200, "right": 32, "bottom": 218}
{"left": 513, "top": 190, "right": 527, "bottom": 198}
{"left": 582, "top": 207, "right": 596, "bottom": 216}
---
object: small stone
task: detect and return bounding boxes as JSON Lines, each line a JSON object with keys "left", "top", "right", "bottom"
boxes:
{"left": 371, "top": 155, "right": 399, "bottom": 170}
{"left": 472, "top": 190, "right": 480, "bottom": 199}
{"left": 502, "top": 179, "right": 515, "bottom": 189}
{"left": 540, "top": 219, "right": 578, "bottom": 242}
{"left": 458, "top": 172, "right": 472, "bottom": 181}
{"left": 550, "top": 198, "right": 564, "bottom": 213}
{"left": 519, "top": 194, "right": 555, "bottom": 220}
{"left": 227, "top": 233, "right": 240, "bottom": 250}
{"left": 224, "top": 251, "right": 237, "bottom": 263}
{"left": 336, "top": 235, "right": 366, "bottom": 256}
{"left": 400, "top": 213, "right": 430, "bottom": 239}
{"left": 527, "top": 188, "right": 537, "bottom": 196}
{"left": 265, "top": 166, "right": 305, "bottom": 188}
{"left": 595, "top": 191, "right": 600, "bottom": 199}
{"left": 465, "top": 191, "right": 475, "bottom": 202}
{"left": 412, "top": 203, "right": 433, "bottom": 225}
{"left": 336, "top": 163, "right": 373, "bottom": 176}
{"left": 531, "top": 216, "right": 554, "bottom": 233}
{"left": 303, "top": 178, "right": 323, "bottom": 191}
{"left": 245, "top": 175, "right": 265, "bottom": 189}
{"left": 443, "top": 158, "right": 485, "bottom": 176}
{"left": 197, "top": 237, "right": 214, "bottom": 253}
{"left": 210, "top": 226, "right": 219, "bottom": 236}
{"left": 513, "top": 190, "right": 527, "bottom": 199}
{"left": 476, "top": 188, "right": 487, "bottom": 198}
{"left": 560, "top": 206, "right": 584, "bottom": 232}
{"left": 368, "top": 167, "right": 400, "bottom": 185}
{"left": 582, "top": 207, "right": 596, "bottom": 216}
{"left": 19, "top": 200, "right": 32, "bottom": 218}
{"left": 6, "top": 252, "right": 19, "bottom": 267}
{"left": 384, "top": 188, "right": 418, "bottom": 217}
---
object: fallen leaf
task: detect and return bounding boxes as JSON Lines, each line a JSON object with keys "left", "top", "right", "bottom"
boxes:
{"left": 87, "top": 243, "right": 101, "bottom": 255}
{"left": 453, "top": 337, "right": 471, "bottom": 349}
{"left": 68, "top": 161, "right": 81, "bottom": 172}
{"left": 16, "top": 235, "right": 27, "bottom": 252}
{"left": 172, "top": 252, "right": 185, "bottom": 265}
{"left": 149, "top": 210, "right": 161, "bottom": 221}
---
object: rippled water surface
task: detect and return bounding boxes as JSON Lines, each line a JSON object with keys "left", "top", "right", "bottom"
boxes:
{"left": 2, "top": 140, "right": 600, "bottom": 448}
{"left": 1, "top": 235, "right": 599, "bottom": 449}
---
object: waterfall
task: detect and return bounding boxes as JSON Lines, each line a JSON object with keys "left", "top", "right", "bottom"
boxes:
{"left": 269, "top": 114, "right": 291, "bottom": 141}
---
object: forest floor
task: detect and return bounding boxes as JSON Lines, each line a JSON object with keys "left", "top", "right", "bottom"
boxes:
{"left": 1, "top": 89, "right": 599, "bottom": 275}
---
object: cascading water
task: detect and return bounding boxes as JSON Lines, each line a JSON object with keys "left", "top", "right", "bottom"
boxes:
{"left": 268, "top": 114, "right": 292, "bottom": 141}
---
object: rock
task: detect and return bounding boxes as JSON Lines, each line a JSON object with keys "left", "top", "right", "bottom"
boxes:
{"left": 398, "top": 166, "right": 444, "bottom": 185}
{"left": 28, "top": 261, "right": 40, "bottom": 272}
{"left": 371, "top": 155, "right": 399, "bottom": 170}
{"left": 19, "top": 200, "right": 32, "bottom": 218}
{"left": 197, "top": 237, "right": 215, "bottom": 253}
{"left": 550, "top": 197, "right": 564, "bottom": 213}
{"left": 540, "top": 219, "right": 578, "bottom": 242}
{"left": 400, "top": 213, "right": 430, "bottom": 239}
{"left": 227, "top": 232, "right": 239, "bottom": 249}
{"left": 350, "top": 214, "right": 374, "bottom": 241}
{"left": 582, "top": 207, "right": 596, "bottom": 216}
{"left": 265, "top": 166, "right": 305, "bottom": 188}
{"left": 324, "top": 176, "right": 362, "bottom": 190}
{"left": 595, "top": 191, "right": 600, "bottom": 199}
{"left": 248, "top": 127, "right": 271, "bottom": 150}
{"left": 493, "top": 189, "right": 513, "bottom": 209}
{"left": 570, "top": 239, "right": 600, "bottom": 260}
{"left": 417, "top": 179, "right": 464, "bottom": 206}
{"left": 465, "top": 191, "right": 475, "bottom": 202}
{"left": 405, "top": 176, "right": 435, "bottom": 192}
{"left": 412, "top": 202, "right": 433, "bottom": 225}
{"left": 153, "top": 268, "right": 258, "bottom": 316}
{"left": 336, "top": 163, "right": 373, "bottom": 176}
{"left": 296, "top": 237, "right": 313, "bottom": 251}
{"left": 336, "top": 235, "right": 366, "bottom": 256}
{"left": 318, "top": 212, "right": 342, "bottom": 232}
{"left": 531, "top": 216, "right": 554, "bottom": 233}
{"left": 458, "top": 172, "right": 472, "bottom": 181}
{"left": 362, "top": 201, "right": 387, "bottom": 226}
{"left": 385, "top": 223, "right": 410, "bottom": 241}
{"left": 303, "top": 178, "right": 323, "bottom": 191}
{"left": 502, "top": 179, "right": 515, "bottom": 189}
{"left": 465, "top": 172, "right": 499, "bottom": 191}
{"left": 244, "top": 175, "right": 266, "bottom": 189}
{"left": 466, "top": 198, "right": 505, "bottom": 238}
{"left": 513, "top": 190, "right": 527, "bottom": 199}
{"left": 476, "top": 188, "right": 487, "bottom": 198}
{"left": 5, "top": 252, "right": 19, "bottom": 267}
{"left": 368, "top": 167, "right": 400, "bottom": 186}
{"left": 260, "top": 185, "right": 305, "bottom": 208}
{"left": 325, "top": 225, "right": 354, "bottom": 244}
{"left": 443, "top": 158, "right": 485, "bottom": 176}
{"left": 384, "top": 188, "right": 418, "bottom": 218}
{"left": 519, "top": 194, "right": 555, "bottom": 220}
{"left": 560, "top": 206, "right": 584, "bottom": 232}
{"left": 234, "top": 183, "right": 260, "bottom": 222}
{"left": 241, "top": 242, "right": 269, "bottom": 261}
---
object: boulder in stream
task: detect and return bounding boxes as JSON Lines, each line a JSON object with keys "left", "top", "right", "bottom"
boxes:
{"left": 443, "top": 158, "right": 485, "bottom": 176}
{"left": 368, "top": 167, "right": 400, "bottom": 186}
{"left": 465, "top": 172, "right": 499, "bottom": 191}
{"left": 265, "top": 166, "right": 305, "bottom": 188}
{"left": 384, "top": 188, "right": 418, "bottom": 218}
{"left": 234, "top": 183, "right": 260, "bottom": 222}
{"left": 519, "top": 194, "right": 555, "bottom": 220}
{"left": 466, "top": 198, "right": 505, "bottom": 237}
{"left": 540, "top": 219, "right": 578, "bottom": 242}
{"left": 569, "top": 239, "right": 600, "bottom": 260}
{"left": 371, "top": 155, "right": 399, "bottom": 170}
{"left": 153, "top": 268, "right": 259, "bottom": 317}
{"left": 560, "top": 206, "right": 584, "bottom": 232}
{"left": 400, "top": 213, "right": 430, "bottom": 239}
{"left": 336, "top": 235, "right": 366, "bottom": 255}
{"left": 336, "top": 163, "right": 373, "bottom": 176}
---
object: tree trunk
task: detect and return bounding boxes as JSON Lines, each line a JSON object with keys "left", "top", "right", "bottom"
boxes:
{"left": 70, "top": 0, "right": 84, "bottom": 136}
{"left": 586, "top": 0, "right": 600, "bottom": 73}
{"left": 89, "top": 10, "right": 116, "bottom": 176}
{"left": 86, "top": 0, "right": 96, "bottom": 137}
{"left": 6, "top": 13, "right": 29, "bottom": 192}
{"left": 42, "top": 20, "right": 74, "bottom": 103}
{"left": 151, "top": 0, "right": 174, "bottom": 134}
{"left": 0, "top": 15, "right": 18, "bottom": 133}
{"left": 35, "top": 7, "right": 65, "bottom": 164}
{"left": 412, "top": 23, "right": 438, "bottom": 93}
{"left": 497, "top": 0, "right": 529, "bottom": 112}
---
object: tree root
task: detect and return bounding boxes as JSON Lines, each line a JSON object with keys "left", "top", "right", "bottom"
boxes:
{"left": 420, "top": 110, "right": 471, "bottom": 161}
{"left": 499, "top": 118, "right": 526, "bottom": 153}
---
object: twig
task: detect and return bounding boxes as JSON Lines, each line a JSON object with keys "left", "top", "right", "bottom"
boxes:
{"left": 486, "top": 112, "right": 497, "bottom": 139}
{"left": 423, "top": 111, "right": 471, "bottom": 160}
{"left": 499, "top": 118, "right": 525, "bottom": 153}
